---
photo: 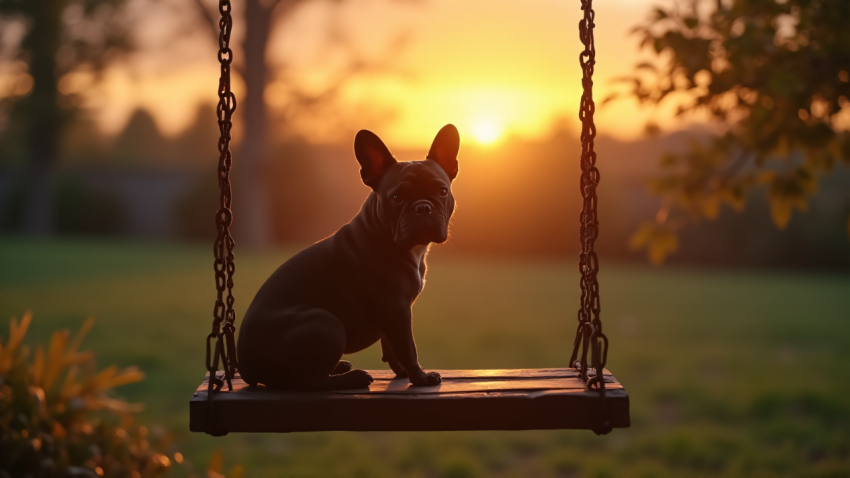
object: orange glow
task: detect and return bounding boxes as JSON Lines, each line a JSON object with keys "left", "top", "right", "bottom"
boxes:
{"left": 471, "top": 117, "right": 502, "bottom": 145}
{"left": 33, "top": 0, "right": 705, "bottom": 145}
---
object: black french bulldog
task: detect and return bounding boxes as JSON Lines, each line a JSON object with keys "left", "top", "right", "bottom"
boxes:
{"left": 237, "top": 125, "right": 460, "bottom": 390}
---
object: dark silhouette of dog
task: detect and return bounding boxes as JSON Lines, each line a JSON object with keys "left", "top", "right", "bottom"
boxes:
{"left": 237, "top": 125, "right": 460, "bottom": 390}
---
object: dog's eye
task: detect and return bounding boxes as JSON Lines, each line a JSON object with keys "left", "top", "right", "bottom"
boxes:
{"left": 439, "top": 188, "right": 448, "bottom": 196}
{"left": 391, "top": 194, "right": 403, "bottom": 203}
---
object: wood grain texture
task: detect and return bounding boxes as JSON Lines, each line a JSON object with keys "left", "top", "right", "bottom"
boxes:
{"left": 190, "top": 368, "right": 630, "bottom": 433}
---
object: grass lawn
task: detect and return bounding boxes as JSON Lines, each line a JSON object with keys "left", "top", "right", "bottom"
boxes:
{"left": 1, "top": 239, "right": 849, "bottom": 477}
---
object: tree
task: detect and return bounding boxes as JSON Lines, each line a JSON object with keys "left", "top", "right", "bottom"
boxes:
{"left": 617, "top": 0, "right": 850, "bottom": 264}
{"left": 190, "top": 0, "right": 411, "bottom": 247}
{"left": 0, "top": 0, "right": 133, "bottom": 235}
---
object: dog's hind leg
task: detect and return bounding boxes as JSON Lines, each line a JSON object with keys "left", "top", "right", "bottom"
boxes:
{"left": 255, "top": 307, "right": 372, "bottom": 390}
{"left": 332, "top": 360, "right": 353, "bottom": 374}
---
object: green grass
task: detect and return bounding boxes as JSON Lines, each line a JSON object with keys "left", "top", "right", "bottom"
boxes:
{"left": 1, "top": 239, "right": 849, "bottom": 477}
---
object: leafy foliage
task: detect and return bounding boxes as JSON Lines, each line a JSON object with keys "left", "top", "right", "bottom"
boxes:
{"left": 0, "top": 312, "right": 186, "bottom": 478}
{"left": 619, "top": 0, "right": 850, "bottom": 263}
{"left": 629, "top": 222, "right": 680, "bottom": 265}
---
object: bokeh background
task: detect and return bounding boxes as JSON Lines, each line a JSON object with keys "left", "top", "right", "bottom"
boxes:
{"left": 1, "top": 0, "right": 849, "bottom": 476}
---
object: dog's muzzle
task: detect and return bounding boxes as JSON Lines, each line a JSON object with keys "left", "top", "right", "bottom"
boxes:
{"left": 413, "top": 200, "right": 433, "bottom": 216}
{"left": 396, "top": 201, "right": 448, "bottom": 246}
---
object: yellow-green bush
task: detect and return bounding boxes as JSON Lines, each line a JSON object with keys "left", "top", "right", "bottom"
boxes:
{"left": 0, "top": 312, "right": 185, "bottom": 478}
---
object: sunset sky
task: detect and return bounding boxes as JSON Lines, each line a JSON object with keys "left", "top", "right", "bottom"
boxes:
{"left": 75, "top": 0, "right": 702, "bottom": 147}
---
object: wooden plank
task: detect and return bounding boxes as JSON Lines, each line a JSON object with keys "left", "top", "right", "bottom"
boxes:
{"left": 361, "top": 368, "right": 614, "bottom": 380}
{"left": 344, "top": 377, "right": 622, "bottom": 394}
{"left": 195, "top": 368, "right": 616, "bottom": 393}
{"left": 190, "top": 368, "right": 630, "bottom": 433}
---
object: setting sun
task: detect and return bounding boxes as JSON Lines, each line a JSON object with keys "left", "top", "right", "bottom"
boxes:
{"left": 54, "top": 0, "right": 678, "bottom": 146}
{"left": 472, "top": 118, "right": 503, "bottom": 144}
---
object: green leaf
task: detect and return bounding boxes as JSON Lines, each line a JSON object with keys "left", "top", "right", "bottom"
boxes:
{"left": 629, "top": 222, "right": 679, "bottom": 265}
{"left": 765, "top": 168, "right": 818, "bottom": 229}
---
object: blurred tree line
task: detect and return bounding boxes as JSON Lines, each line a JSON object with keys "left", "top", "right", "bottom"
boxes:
{"left": 0, "top": 0, "right": 133, "bottom": 236}
{"left": 615, "top": 0, "right": 850, "bottom": 263}
{"left": 1, "top": 105, "right": 848, "bottom": 269}
{"left": 0, "top": 105, "right": 218, "bottom": 237}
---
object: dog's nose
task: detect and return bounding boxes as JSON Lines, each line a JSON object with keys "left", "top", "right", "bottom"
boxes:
{"left": 414, "top": 201, "right": 432, "bottom": 215}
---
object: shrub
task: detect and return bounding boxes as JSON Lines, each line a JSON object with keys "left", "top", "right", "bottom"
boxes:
{"left": 0, "top": 312, "right": 183, "bottom": 478}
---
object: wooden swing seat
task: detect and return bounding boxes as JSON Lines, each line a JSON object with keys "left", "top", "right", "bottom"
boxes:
{"left": 190, "top": 368, "right": 629, "bottom": 433}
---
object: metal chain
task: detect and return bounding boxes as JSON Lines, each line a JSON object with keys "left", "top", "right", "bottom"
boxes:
{"left": 570, "top": 0, "right": 611, "bottom": 436}
{"left": 206, "top": 0, "right": 238, "bottom": 436}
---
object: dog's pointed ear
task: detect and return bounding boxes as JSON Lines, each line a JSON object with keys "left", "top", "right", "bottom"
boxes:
{"left": 427, "top": 124, "right": 460, "bottom": 181}
{"left": 354, "top": 130, "right": 397, "bottom": 190}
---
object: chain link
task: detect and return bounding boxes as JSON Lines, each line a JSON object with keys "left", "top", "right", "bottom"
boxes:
{"left": 570, "top": 0, "right": 611, "bottom": 436}
{"left": 206, "top": 0, "right": 238, "bottom": 427}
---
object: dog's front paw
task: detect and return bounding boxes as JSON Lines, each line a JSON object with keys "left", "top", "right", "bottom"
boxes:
{"left": 410, "top": 371, "right": 441, "bottom": 387}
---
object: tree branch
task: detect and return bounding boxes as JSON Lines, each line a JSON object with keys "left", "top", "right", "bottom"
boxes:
{"left": 271, "top": 0, "right": 304, "bottom": 20}
{"left": 189, "top": 0, "right": 219, "bottom": 42}
{"left": 276, "top": 29, "right": 411, "bottom": 119}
